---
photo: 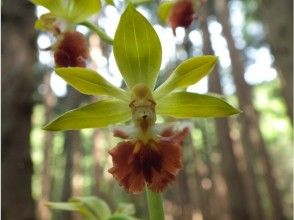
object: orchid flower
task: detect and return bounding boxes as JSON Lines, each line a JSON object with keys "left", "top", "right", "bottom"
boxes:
{"left": 31, "top": 0, "right": 113, "bottom": 67}
{"left": 32, "top": 0, "right": 101, "bottom": 32}
{"left": 44, "top": 5, "right": 239, "bottom": 193}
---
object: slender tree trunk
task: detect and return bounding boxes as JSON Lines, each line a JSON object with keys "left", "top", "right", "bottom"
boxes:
{"left": 214, "top": 1, "right": 286, "bottom": 219}
{"left": 261, "top": 0, "right": 293, "bottom": 123}
{"left": 59, "top": 88, "right": 84, "bottom": 220}
{"left": 175, "top": 149, "right": 193, "bottom": 220}
{"left": 2, "top": 1, "right": 36, "bottom": 219}
{"left": 187, "top": 128, "right": 219, "bottom": 220}
{"left": 200, "top": 8, "right": 253, "bottom": 220}
{"left": 72, "top": 135, "right": 83, "bottom": 198}
{"left": 38, "top": 73, "right": 56, "bottom": 220}
{"left": 72, "top": 129, "right": 83, "bottom": 220}
{"left": 92, "top": 129, "right": 103, "bottom": 197}
{"left": 201, "top": 7, "right": 265, "bottom": 220}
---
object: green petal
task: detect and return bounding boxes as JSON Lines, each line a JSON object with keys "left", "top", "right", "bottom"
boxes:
{"left": 44, "top": 99, "right": 131, "bottom": 131}
{"left": 156, "top": 91, "right": 240, "bottom": 118}
{"left": 113, "top": 5, "right": 162, "bottom": 90}
{"left": 154, "top": 56, "right": 217, "bottom": 100}
{"left": 55, "top": 68, "right": 129, "bottom": 102}
{"left": 157, "top": 1, "right": 176, "bottom": 23}
{"left": 66, "top": 0, "right": 101, "bottom": 23}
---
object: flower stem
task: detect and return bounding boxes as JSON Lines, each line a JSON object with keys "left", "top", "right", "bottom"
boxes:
{"left": 79, "top": 21, "right": 113, "bottom": 45}
{"left": 145, "top": 186, "right": 164, "bottom": 220}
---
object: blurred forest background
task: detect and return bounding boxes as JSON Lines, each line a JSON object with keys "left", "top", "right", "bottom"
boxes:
{"left": 1, "top": 0, "right": 293, "bottom": 220}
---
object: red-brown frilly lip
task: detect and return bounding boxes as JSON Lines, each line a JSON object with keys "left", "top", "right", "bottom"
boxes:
{"left": 54, "top": 31, "right": 89, "bottom": 67}
{"left": 108, "top": 126, "right": 189, "bottom": 193}
{"left": 169, "top": 0, "right": 195, "bottom": 34}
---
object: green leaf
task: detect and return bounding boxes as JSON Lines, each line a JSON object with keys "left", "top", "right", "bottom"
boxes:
{"left": 47, "top": 202, "right": 80, "bottom": 212}
{"left": 44, "top": 99, "right": 131, "bottom": 131}
{"left": 55, "top": 68, "right": 129, "bottom": 102}
{"left": 113, "top": 4, "right": 162, "bottom": 90}
{"left": 115, "top": 203, "right": 135, "bottom": 216}
{"left": 156, "top": 91, "right": 240, "bottom": 118}
{"left": 70, "top": 197, "right": 111, "bottom": 220}
{"left": 154, "top": 56, "right": 217, "bottom": 100}
{"left": 47, "top": 197, "right": 112, "bottom": 220}
{"left": 157, "top": 1, "right": 176, "bottom": 23}
{"left": 107, "top": 214, "right": 136, "bottom": 220}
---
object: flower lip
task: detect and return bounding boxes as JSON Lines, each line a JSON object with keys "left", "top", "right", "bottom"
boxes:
{"left": 54, "top": 31, "right": 89, "bottom": 67}
{"left": 108, "top": 126, "right": 189, "bottom": 193}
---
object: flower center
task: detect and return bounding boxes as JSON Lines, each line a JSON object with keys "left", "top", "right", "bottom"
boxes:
{"left": 129, "top": 84, "right": 157, "bottom": 143}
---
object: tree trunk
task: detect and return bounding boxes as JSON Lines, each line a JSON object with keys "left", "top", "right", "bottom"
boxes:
{"left": 214, "top": 1, "right": 286, "bottom": 219}
{"left": 201, "top": 7, "right": 266, "bottom": 220}
{"left": 72, "top": 128, "right": 83, "bottom": 220}
{"left": 2, "top": 1, "right": 36, "bottom": 219}
{"left": 200, "top": 7, "right": 253, "bottom": 220}
{"left": 174, "top": 145, "right": 193, "bottom": 220}
{"left": 187, "top": 128, "right": 219, "bottom": 220}
{"left": 58, "top": 88, "right": 85, "bottom": 220}
{"left": 261, "top": 0, "right": 293, "bottom": 123}
{"left": 38, "top": 73, "right": 56, "bottom": 220}
{"left": 92, "top": 129, "right": 104, "bottom": 197}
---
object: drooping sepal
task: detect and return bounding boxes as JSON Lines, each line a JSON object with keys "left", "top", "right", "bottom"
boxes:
{"left": 55, "top": 67, "right": 129, "bottom": 101}
{"left": 44, "top": 98, "right": 131, "bottom": 131}
{"left": 156, "top": 91, "right": 240, "bottom": 118}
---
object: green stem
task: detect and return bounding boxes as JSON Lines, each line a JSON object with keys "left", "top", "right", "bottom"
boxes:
{"left": 79, "top": 21, "right": 113, "bottom": 45}
{"left": 145, "top": 186, "right": 164, "bottom": 220}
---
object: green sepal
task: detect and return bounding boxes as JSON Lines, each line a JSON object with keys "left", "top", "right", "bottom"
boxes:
{"left": 44, "top": 99, "right": 131, "bottom": 131}
{"left": 55, "top": 67, "right": 129, "bottom": 102}
{"left": 156, "top": 91, "right": 240, "bottom": 118}
{"left": 31, "top": 0, "right": 101, "bottom": 24}
{"left": 113, "top": 4, "right": 162, "bottom": 90}
{"left": 154, "top": 56, "right": 217, "bottom": 100}
{"left": 157, "top": 1, "right": 176, "bottom": 23}
{"left": 31, "top": 0, "right": 64, "bottom": 16}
